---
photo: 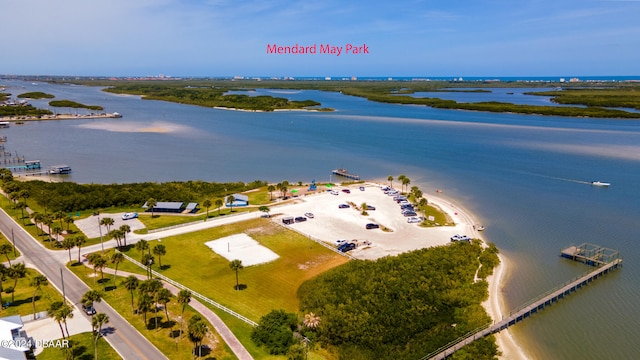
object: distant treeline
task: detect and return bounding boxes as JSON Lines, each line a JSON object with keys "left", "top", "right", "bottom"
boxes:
{"left": 103, "top": 84, "right": 325, "bottom": 111}
{"left": 298, "top": 241, "right": 500, "bottom": 360}
{"left": 5, "top": 178, "right": 267, "bottom": 213}
{"left": 17, "top": 91, "right": 55, "bottom": 99}
{"left": 526, "top": 88, "right": 640, "bottom": 110}
{"left": 49, "top": 100, "right": 104, "bottom": 111}
{"left": 0, "top": 105, "right": 52, "bottom": 117}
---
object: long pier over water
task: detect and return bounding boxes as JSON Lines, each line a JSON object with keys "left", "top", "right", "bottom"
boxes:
{"left": 423, "top": 243, "right": 623, "bottom": 360}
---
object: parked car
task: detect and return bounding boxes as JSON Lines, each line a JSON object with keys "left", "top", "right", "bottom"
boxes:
{"left": 398, "top": 200, "right": 411, "bottom": 206}
{"left": 294, "top": 216, "right": 307, "bottom": 222}
{"left": 403, "top": 211, "right": 418, "bottom": 217}
{"left": 359, "top": 186, "right": 365, "bottom": 191}
{"left": 338, "top": 242, "right": 356, "bottom": 252}
{"left": 341, "top": 189, "right": 351, "bottom": 194}
{"left": 338, "top": 204, "right": 350, "bottom": 209}
{"left": 366, "top": 205, "right": 376, "bottom": 210}
{"left": 82, "top": 304, "right": 96, "bottom": 315}
{"left": 407, "top": 217, "right": 421, "bottom": 223}
{"left": 450, "top": 234, "right": 471, "bottom": 242}
{"left": 330, "top": 190, "right": 339, "bottom": 195}
{"left": 122, "top": 212, "right": 138, "bottom": 220}
{"left": 366, "top": 223, "right": 380, "bottom": 229}
{"left": 304, "top": 212, "right": 314, "bottom": 218}
{"left": 335, "top": 239, "right": 348, "bottom": 246}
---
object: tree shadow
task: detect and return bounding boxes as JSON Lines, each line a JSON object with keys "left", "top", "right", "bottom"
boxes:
{"left": 169, "top": 329, "right": 181, "bottom": 338}
{"left": 70, "top": 262, "right": 83, "bottom": 267}
{"left": 104, "top": 285, "right": 117, "bottom": 292}
{"left": 146, "top": 316, "right": 163, "bottom": 330}
{"left": 161, "top": 320, "right": 176, "bottom": 329}
{"left": 160, "top": 265, "right": 171, "bottom": 270}
{"left": 193, "top": 345, "right": 211, "bottom": 358}
{"left": 234, "top": 284, "right": 247, "bottom": 291}
{"left": 101, "top": 326, "right": 116, "bottom": 336}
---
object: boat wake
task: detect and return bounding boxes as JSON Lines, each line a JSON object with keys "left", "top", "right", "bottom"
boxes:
{"left": 514, "top": 170, "right": 594, "bottom": 185}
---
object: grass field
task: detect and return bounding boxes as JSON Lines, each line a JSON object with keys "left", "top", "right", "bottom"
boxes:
{"left": 37, "top": 331, "right": 122, "bottom": 360}
{"left": 68, "top": 264, "right": 237, "bottom": 360}
{"left": 1, "top": 268, "right": 62, "bottom": 319}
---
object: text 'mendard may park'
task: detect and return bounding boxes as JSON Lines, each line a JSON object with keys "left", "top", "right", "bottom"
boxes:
{"left": 266, "top": 43, "right": 369, "bottom": 56}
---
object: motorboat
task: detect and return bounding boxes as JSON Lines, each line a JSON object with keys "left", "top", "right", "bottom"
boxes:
{"left": 591, "top": 181, "right": 610, "bottom": 187}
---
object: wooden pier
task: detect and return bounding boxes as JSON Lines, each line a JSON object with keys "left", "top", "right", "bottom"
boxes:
{"left": 332, "top": 168, "right": 360, "bottom": 180}
{"left": 424, "top": 244, "right": 623, "bottom": 360}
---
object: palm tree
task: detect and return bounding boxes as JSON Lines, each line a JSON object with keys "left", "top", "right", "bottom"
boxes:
{"left": 267, "top": 185, "right": 275, "bottom": 201}
{"left": 111, "top": 252, "right": 124, "bottom": 284}
{"left": 15, "top": 201, "right": 27, "bottom": 225}
{"left": 30, "top": 274, "right": 48, "bottom": 320}
{"left": 92, "top": 313, "right": 109, "bottom": 360}
{"left": 135, "top": 239, "right": 149, "bottom": 254}
{"left": 141, "top": 253, "right": 154, "bottom": 279}
{"left": 153, "top": 244, "right": 166, "bottom": 268}
{"left": 58, "top": 302, "right": 74, "bottom": 338}
{"left": 401, "top": 176, "right": 411, "bottom": 194}
{"left": 54, "top": 211, "right": 66, "bottom": 229}
{"left": 43, "top": 216, "right": 54, "bottom": 246}
{"left": 147, "top": 198, "right": 158, "bottom": 218}
{"left": 8, "top": 263, "right": 26, "bottom": 303}
{"left": 227, "top": 195, "right": 236, "bottom": 212}
{"left": 229, "top": 259, "right": 244, "bottom": 290}
{"left": 81, "top": 289, "right": 102, "bottom": 320}
{"left": 177, "top": 289, "right": 191, "bottom": 339}
{"left": 0, "top": 244, "right": 13, "bottom": 266}
{"left": 137, "top": 293, "right": 154, "bottom": 326}
{"left": 100, "top": 217, "right": 114, "bottom": 235}
{"left": 31, "top": 212, "right": 44, "bottom": 238}
{"left": 388, "top": 175, "right": 394, "bottom": 189}
{"left": 303, "top": 312, "right": 321, "bottom": 329}
{"left": 123, "top": 275, "right": 139, "bottom": 314}
{"left": 139, "top": 279, "right": 162, "bottom": 329}
{"left": 51, "top": 224, "right": 63, "bottom": 246}
{"left": 18, "top": 189, "right": 30, "bottom": 206}
{"left": 87, "top": 253, "right": 107, "bottom": 283}
{"left": 119, "top": 224, "right": 131, "bottom": 247}
{"left": 48, "top": 301, "right": 66, "bottom": 339}
{"left": 61, "top": 238, "right": 75, "bottom": 263}
{"left": 0, "top": 264, "right": 7, "bottom": 309}
{"left": 202, "top": 199, "right": 211, "bottom": 221}
{"left": 63, "top": 216, "right": 74, "bottom": 232}
{"left": 188, "top": 314, "right": 209, "bottom": 358}
{"left": 74, "top": 235, "right": 87, "bottom": 264}
{"left": 108, "top": 229, "right": 123, "bottom": 249}
{"left": 258, "top": 206, "right": 270, "bottom": 217}
{"left": 215, "top": 199, "right": 223, "bottom": 216}
{"left": 157, "top": 287, "right": 172, "bottom": 323}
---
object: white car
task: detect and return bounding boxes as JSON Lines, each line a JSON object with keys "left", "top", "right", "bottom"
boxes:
{"left": 122, "top": 212, "right": 138, "bottom": 220}
{"left": 335, "top": 239, "right": 348, "bottom": 246}
{"left": 407, "top": 217, "right": 421, "bottom": 223}
{"left": 330, "top": 190, "right": 339, "bottom": 195}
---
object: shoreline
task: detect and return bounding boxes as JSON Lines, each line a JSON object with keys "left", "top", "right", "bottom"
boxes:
{"left": 0, "top": 113, "right": 122, "bottom": 121}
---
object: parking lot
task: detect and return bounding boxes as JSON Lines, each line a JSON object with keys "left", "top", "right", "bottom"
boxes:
{"left": 272, "top": 183, "right": 477, "bottom": 260}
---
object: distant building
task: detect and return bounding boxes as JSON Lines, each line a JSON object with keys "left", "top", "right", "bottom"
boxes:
{"left": 225, "top": 194, "right": 249, "bottom": 207}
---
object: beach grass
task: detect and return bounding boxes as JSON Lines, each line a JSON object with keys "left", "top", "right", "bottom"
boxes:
{"left": 67, "top": 264, "right": 237, "bottom": 360}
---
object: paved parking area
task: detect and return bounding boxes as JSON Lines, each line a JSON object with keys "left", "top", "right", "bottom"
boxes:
{"left": 75, "top": 213, "right": 145, "bottom": 239}
{"left": 272, "top": 183, "right": 475, "bottom": 260}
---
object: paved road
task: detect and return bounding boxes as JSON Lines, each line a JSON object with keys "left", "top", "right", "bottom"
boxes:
{"left": 0, "top": 209, "right": 167, "bottom": 360}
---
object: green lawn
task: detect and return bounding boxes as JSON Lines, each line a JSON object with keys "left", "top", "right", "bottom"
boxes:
{"left": 1, "top": 268, "right": 62, "bottom": 318}
{"left": 0, "top": 234, "right": 20, "bottom": 263}
{"left": 68, "top": 264, "right": 237, "bottom": 360}
{"left": 37, "top": 331, "right": 122, "bottom": 360}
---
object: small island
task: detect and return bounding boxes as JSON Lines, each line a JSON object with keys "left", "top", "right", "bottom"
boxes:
{"left": 49, "top": 99, "right": 104, "bottom": 111}
{"left": 17, "top": 91, "right": 55, "bottom": 99}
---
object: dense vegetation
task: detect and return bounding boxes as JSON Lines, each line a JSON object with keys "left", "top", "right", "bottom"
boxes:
{"left": 5, "top": 177, "right": 266, "bottom": 212}
{"left": 17, "top": 91, "right": 55, "bottom": 99}
{"left": 0, "top": 104, "right": 52, "bottom": 117}
{"left": 525, "top": 88, "right": 640, "bottom": 110}
{"left": 48, "top": 100, "right": 104, "bottom": 111}
{"left": 104, "top": 84, "right": 326, "bottom": 111}
{"left": 0, "top": 92, "right": 10, "bottom": 101}
{"left": 251, "top": 309, "right": 299, "bottom": 355}
{"left": 297, "top": 241, "right": 500, "bottom": 360}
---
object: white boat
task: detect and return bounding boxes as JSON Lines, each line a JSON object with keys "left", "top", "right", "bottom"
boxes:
{"left": 591, "top": 181, "right": 610, "bottom": 187}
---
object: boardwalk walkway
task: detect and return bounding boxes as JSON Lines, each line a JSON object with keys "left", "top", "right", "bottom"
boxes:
{"left": 425, "top": 258, "right": 623, "bottom": 360}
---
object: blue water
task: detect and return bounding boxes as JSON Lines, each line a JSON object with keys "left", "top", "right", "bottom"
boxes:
{"left": 3, "top": 79, "right": 640, "bottom": 359}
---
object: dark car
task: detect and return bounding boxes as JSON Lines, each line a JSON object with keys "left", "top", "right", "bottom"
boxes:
{"left": 294, "top": 216, "right": 307, "bottom": 222}
{"left": 341, "top": 189, "right": 351, "bottom": 194}
{"left": 338, "top": 204, "right": 350, "bottom": 209}
{"left": 338, "top": 243, "right": 356, "bottom": 252}
{"left": 366, "top": 205, "right": 376, "bottom": 210}
{"left": 82, "top": 304, "right": 96, "bottom": 315}
{"left": 403, "top": 211, "right": 418, "bottom": 217}
{"left": 366, "top": 223, "right": 380, "bottom": 229}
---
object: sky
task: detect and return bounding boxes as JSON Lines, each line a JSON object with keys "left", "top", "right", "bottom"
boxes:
{"left": 2, "top": 0, "right": 640, "bottom": 77}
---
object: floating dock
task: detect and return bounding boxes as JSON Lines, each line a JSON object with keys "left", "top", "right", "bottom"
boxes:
{"left": 331, "top": 168, "right": 360, "bottom": 180}
{"left": 561, "top": 243, "right": 621, "bottom": 266}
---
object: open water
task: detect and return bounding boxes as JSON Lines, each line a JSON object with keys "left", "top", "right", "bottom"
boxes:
{"left": 3, "top": 79, "right": 640, "bottom": 359}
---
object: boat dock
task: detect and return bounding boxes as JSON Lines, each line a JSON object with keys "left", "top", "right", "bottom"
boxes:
{"left": 332, "top": 168, "right": 360, "bottom": 180}
{"left": 424, "top": 244, "right": 623, "bottom": 360}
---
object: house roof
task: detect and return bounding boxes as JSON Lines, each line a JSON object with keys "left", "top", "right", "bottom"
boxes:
{"left": 185, "top": 203, "right": 198, "bottom": 211}
{"left": 229, "top": 194, "right": 248, "bottom": 202}
{"left": 142, "top": 201, "right": 184, "bottom": 210}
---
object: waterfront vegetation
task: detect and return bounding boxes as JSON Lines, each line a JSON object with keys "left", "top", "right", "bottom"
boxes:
{"left": 525, "top": 88, "right": 640, "bottom": 110}
{"left": 17, "top": 91, "right": 55, "bottom": 99}
{"left": 38, "top": 332, "right": 122, "bottom": 360}
{"left": 298, "top": 240, "right": 500, "bottom": 360}
{"left": 67, "top": 265, "right": 236, "bottom": 360}
{"left": 48, "top": 100, "right": 104, "bottom": 111}
{"left": 103, "top": 84, "right": 329, "bottom": 111}
{"left": 0, "top": 104, "right": 52, "bottom": 117}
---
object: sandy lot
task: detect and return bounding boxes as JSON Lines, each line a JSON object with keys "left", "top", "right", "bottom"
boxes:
{"left": 205, "top": 234, "right": 279, "bottom": 266}
{"left": 272, "top": 183, "right": 477, "bottom": 260}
